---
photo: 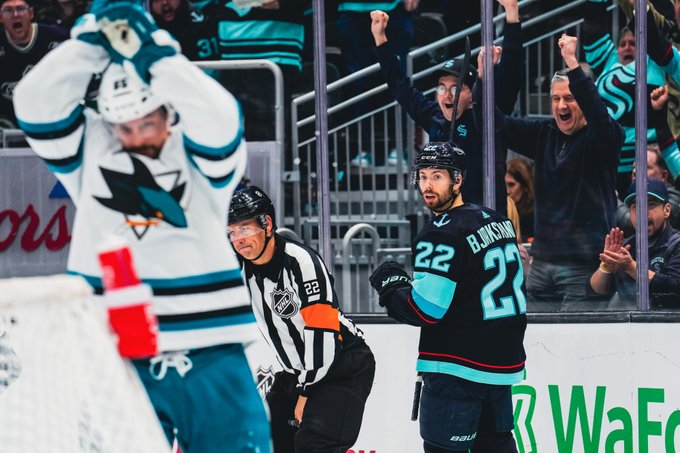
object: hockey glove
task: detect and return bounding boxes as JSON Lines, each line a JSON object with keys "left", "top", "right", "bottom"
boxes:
{"left": 97, "top": 1, "right": 179, "bottom": 82}
{"left": 369, "top": 261, "right": 411, "bottom": 306}
{"left": 71, "top": 13, "right": 104, "bottom": 46}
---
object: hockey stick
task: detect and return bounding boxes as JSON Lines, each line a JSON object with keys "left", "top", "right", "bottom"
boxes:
{"left": 448, "top": 36, "right": 472, "bottom": 143}
{"left": 411, "top": 373, "right": 423, "bottom": 421}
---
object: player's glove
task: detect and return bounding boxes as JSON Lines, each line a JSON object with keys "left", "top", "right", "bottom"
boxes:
{"left": 71, "top": 13, "right": 104, "bottom": 46}
{"left": 97, "top": 1, "right": 179, "bottom": 82}
{"left": 369, "top": 261, "right": 411, "bottom": 306}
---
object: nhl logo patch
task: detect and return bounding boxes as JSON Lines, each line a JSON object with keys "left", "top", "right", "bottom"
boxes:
{"left": 271, "top": 288, "right": 298, "bottom": 318}
{"left": 256, "top": 366, "right": 276, "bottom": 398}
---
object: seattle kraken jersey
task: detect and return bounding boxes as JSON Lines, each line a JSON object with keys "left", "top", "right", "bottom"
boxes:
{"left": 388, "top": 204, "right": 527, "bottom": 385}
{"left": 582, "top": 0, "right": 680, "bottom": 174}
{"left": 13, "top": 40, "right": 257, "bottom": 352}
{"left": 200, "top": 0, "right": 310, "bottom": 70}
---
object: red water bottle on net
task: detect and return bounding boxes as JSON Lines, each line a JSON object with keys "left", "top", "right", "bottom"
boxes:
{"left": 97, "top": 236, "right": 158, "bottom": 359}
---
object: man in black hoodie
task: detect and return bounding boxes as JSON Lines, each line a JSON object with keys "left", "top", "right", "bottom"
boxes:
{"left": 486, "top": 34, "right": 624, "bottom": 307}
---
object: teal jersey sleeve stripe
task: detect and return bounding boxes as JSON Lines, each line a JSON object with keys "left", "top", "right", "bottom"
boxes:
{"left": 218, "top": 20, "right": 304, "bottom": 42}
{"left": 17, "top": 104, "right": 84, "bottom": 134}
{"left": 662, "top": 144, "right": 680, "bottom": 179}
{"left": 159, "top": 312, "right": 256, "bottom": 331}
{"left": 410, "top": 271, "right": 456, "bottom": 319}
{"left": 46, "top": 135, "right": 85, "bottom": 174}
{"left": 582, "top": 33, "right": 610, "bottom": 52}
{"left": 205, "top": 168, "right": 237, "bottom": 189}
{"left": 184, "top": 152, "right": 238, "bottom": 188}
{"left": 70, "top": 268, "right": 244, "bottom": 290}
{"left": 183, "top": 129, "right": 242, "bottom": 160}
{"left": 218, "top": 39, "right": 304, "bottom": 50}
{"left": 338, "top": 1, "right": 400, "bottom": 12}
{"left": 416, "top": 359, "right": 525, "bottom": 385}
{"left": 183, "top": 101, "right": 243, "bottom": 160}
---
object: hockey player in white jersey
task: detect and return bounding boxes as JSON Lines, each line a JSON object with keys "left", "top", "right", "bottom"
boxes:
{"left": 13, "top": 2, "right": 271, "bottom": 452}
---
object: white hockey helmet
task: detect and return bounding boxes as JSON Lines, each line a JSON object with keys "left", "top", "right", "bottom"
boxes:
{"left": 98, "top": 63, "right": 164, "bottom": 124}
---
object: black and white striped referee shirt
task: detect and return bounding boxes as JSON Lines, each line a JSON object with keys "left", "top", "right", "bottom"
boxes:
{"left": 240, "top": 234, "right": 364, "bottom": 394}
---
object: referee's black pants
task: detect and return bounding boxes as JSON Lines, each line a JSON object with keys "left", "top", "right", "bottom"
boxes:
{"left": 266, "top": 340, "right": 375, "bottom": 453}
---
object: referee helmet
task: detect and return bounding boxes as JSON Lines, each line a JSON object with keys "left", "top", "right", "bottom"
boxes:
{"left": 228, "top": 186, "right": 276, "bottom": 230}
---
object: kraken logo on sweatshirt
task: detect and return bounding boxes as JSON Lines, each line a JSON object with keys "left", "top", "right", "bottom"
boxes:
{"left": 95, "top": 156, "right": 187, "bottom": 237}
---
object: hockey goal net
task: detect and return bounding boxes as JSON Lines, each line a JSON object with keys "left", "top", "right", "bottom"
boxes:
{"left": 0, "top": 275, "right": 170, "bottom": 453}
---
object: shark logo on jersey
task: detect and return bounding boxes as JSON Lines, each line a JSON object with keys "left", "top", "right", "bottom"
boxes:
{"left": 95, "top": 156, "right": 187, "bottom": 239}
{"left": 434, "top": 213, "right": 451, "bottom": 228}
{"left": 271, "top": 288, "right": 298, "bottom": 319}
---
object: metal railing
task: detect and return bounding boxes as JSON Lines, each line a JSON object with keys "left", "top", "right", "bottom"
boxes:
{"left": 288, "top": 0, "right": 597, "bottom": 247}
{"left": 289, "top": 0, "right": 657, "bottom": 314}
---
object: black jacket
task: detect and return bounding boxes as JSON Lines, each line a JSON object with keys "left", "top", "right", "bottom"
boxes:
{"left": 373, "top": 22, "right": 524, "bottom": 214}
{"left": 492, "top": 66, "right": 624, "bottom": 262}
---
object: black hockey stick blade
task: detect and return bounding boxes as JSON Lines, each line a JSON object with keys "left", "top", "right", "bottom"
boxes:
{"left": 411, "top": 374, "right": 423, "bottom": 421}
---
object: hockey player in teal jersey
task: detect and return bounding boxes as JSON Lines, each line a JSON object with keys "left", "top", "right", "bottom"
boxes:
{"left": 370, "top": 142, "right": 527, "bottom": 453}
{"left": 13, "top": 1, "right": 270, "bottom": 451}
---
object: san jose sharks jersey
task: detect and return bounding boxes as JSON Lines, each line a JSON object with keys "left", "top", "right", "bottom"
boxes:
{"left": 13, "top": 39, "right": 257, "bottom": 352}
{"left": 386, "top": 204, "right": 527, "bottom": 385}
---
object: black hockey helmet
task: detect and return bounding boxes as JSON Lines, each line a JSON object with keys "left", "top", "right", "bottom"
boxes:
{"left": 411, "top": 142, "right": 467, "bottom": 185}
{"left": 228, "top": 185, "right": 276, "bottom": 230}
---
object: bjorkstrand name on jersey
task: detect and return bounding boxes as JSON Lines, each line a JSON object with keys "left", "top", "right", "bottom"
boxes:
{"left": 466, "top": 220, "right": 516, "bottom": 254}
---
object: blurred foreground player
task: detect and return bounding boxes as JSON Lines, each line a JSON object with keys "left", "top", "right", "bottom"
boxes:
{"left": 13, "top": 2, "right": 270, "bottom": 451}
{"left": 370, "top": 142, "right": 527, "bottom": 453}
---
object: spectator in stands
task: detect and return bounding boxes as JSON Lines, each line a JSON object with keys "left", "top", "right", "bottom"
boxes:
{"left": 148, "top": 0, "right": 209, "bottom": 60}
{"left": 338, "top": 1, "right": 417, "bottom": 167}
{"left": 486, "top": 34, "right": 624, "bottom": 306}
{"left": 618, "top": 143, "right": 680, "bottom": 235}
{"left": 591, "top": 178, "right": 680, "bottom": 309}
{"left": 582, "top": 0, "right": 680, "bottom": 198}
{"left": 505, "top": 157, "right": 535, "bottom": 242}
{"left": 625, "top": 1, "right": 680, "bottom": 178}
{"left": 370, "top": 0, "right": 522, "bottom": 215}
{"left": 0, "top": 0, "right": 67, "bottom": 128}
{"left": 201, "top": 0, "right": 310, "bottom": 141}
{"left": 338, "top": 0, "right": 416, "bottom": 74}
{"left": 36, "top": 0, "right": 87, "bottom": 31}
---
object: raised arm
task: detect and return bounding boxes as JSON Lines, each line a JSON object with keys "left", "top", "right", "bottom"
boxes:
{"left": 370, "top": 10, "right": 443, "bottom": 130}
{"left": 494, "top": 0, "right": 523, "bottom": 113}
{"left": 13, "top": 15, "right": 111, "bottom": 200}
{"left": 581, "top": 0, "right": 617, "bottom": 78}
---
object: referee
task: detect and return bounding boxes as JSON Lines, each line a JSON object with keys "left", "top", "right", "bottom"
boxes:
{"left": 228, "top": 186, "right": 375, "bottom": 453}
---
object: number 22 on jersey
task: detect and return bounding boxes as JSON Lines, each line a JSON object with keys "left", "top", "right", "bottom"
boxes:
{"left": 414, "top": 241, "right": 526, "bottom": 320}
